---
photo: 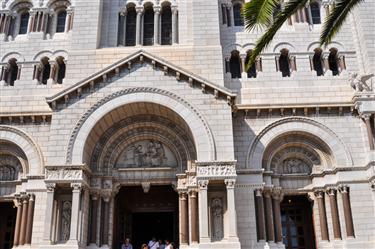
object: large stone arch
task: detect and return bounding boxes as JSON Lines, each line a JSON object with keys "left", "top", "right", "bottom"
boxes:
{"left": 67, "top": 87, "right": 216, "bottom": 164}
{"left": 246, "top": 117, "right": 353, "bottom": 170}
{"left": 0, "top": 126, "right": 44, "bottom": 175}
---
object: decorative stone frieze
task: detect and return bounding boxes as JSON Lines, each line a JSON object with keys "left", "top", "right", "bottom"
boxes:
{"left": 45, "top": 165, "right": 91, "bottom": 186}
{"left": 196, "top": 161, "right": 237, "bottom": 180}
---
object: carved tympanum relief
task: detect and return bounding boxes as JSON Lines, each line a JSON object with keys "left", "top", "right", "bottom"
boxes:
{"left": 116, "top": 140, "right": 177, "bottom": 168}
{"left": 282, "top": 158, "right": 311, "bottom": 174}
{"left": 211, "top": 198, "right": 224, "bottom": 241}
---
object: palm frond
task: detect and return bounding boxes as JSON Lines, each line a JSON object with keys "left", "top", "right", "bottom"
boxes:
{"left": 242, "top": 0, "right": 279, "bottom": 32}
{"left": 246, "top": 0, "right": 308, "bottom": 70}
{"left": 320, "top": 0, "right": 363, "bottom": 46}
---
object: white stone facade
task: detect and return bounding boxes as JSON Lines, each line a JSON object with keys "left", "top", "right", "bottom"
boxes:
{"left": 0, "top": 0, "right": 374, "bottom": 249}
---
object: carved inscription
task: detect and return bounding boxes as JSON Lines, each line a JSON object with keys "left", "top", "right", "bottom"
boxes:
{"left": 46, "top": 169, "right": 82, "bottom": 180}
{"left": 197, "top": 164, "right": 236, "bottom": 178}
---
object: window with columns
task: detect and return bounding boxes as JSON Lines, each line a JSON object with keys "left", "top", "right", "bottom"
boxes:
{"left": 232, "top": 0, "right": 243, "bottom": 26}
{"left": 310, "top": 2, "right": 321, "bottom": 24}
{"left": 229, "top": 50, "right": 241, "bottom": 79}
{"left": 19, "top": 12, "right": 29, "bottom": 34}
{"left": 33, "top": 56, "right": 66, "bottom": 85}
{"left": 0, "top": 58, "right": 20, "bottom": 86}
{"left": 118, "top": 3, "right": 178, "bottom": 47}
{"left": 56, "top": 10, "right": 67, "bottom": 33}
{"left": 327, "top": 47, "right": 345, "bottom": 76}
{"left": 276, "top": 48, "right": 296, "bottom": 77}
{"left": 310, "top": 48, "right": 324, "bottom": 76}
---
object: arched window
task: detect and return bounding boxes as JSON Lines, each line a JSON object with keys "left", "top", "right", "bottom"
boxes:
{"left": 310, "top": 2, "right": 321, "bottom": 24}
{"left": 41, "top": 57, "right": 51, "bottom": 84}
{"left": 56, "top": 10, "right": 67, "bottom": 33}
{"left": 117, "top": 12, "right": 125, "bottom": 46}
{"left": 230, "top": 51, "right": 241, "bottom": 79}
{"left": 56, "top": 57, "right": 66, "bottom": 84}
{"left": 143, "top": 6, "right": 154, "bottom": 46}
{"left": 1, "top": 59, "right": 19, "bottom": 86}
{"left": 125, "top": 6, "right": 136, "bottom": 46}
{"left": 312, "top": 48, "right": 324, "bottom": 76}
{"left": 245, "top": 51, "right": 257, "bottom": 78}
{"left": 19, "top": 12, "right": 29, "bottom": 34}
{"left": 328, "top": 48, "right": 339, "bottom": 76}
{"left": 279, "top": 49, "right": 291, "bottom": 77}
{"left": 233, "top": 3, "right": 243, "bottom": 26}
{"left": 161, "top": 5, "right": 172, "bottom": 45}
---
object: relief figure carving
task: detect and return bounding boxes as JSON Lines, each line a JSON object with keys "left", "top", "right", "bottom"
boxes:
{"left": 282, "top": 158, "right": 311, "bottom": 175}
{"left": 211, "top": 198, "right": 224, "bottom": 241}
{"left": 60, "top": 201, "right": 71, "bottom": 242}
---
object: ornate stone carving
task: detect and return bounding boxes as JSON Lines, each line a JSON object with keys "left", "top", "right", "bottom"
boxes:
{"left": 211, "top": 198, "right": 224, "bottom": 241}
{"left": 71, "top": 183, "right": 82, "bottom": 191}
{"left": 197, "top": 163, "right": 236, "bottom": 179}
{"left": 46, "top": 183, "right": 56, "bottom": 192}
{"left": 117, "top": 140, "right": 177, "bottom": 168}
{"left": 102, "top": 179, "right": 112, "bottom": 189}
{"left": 198, "top": 180, "right": 209, "bottom": 189}
{"left": 224, "top": 179, "right": 236, "bottom": 188}
{"left": 61, "top": 200, "right": 72, "bottom": 242}
{"left": 46, "top": 168, "right": 83, "bottom": 180}
{"left": 281, "top": 158, "right": 311, "bottom": 175}
{"left": 0, "top": 165, "right": 17, "bottom": 181}
{"left": 141, "top": 182, "right": 151, "bottom": 193}
{"left": 349, "top": 73, "right": 374, "bottom": 92}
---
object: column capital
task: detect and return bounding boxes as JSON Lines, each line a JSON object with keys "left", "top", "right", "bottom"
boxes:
{"left": 198, "top": 180, "right": 209, "bottom": 189}
{"left": 224, "top": 179, "right": 236, "bottom": 188}
{"left": 91, "top": 190, "right": 100, "bottom": 200}
{"left": 361, "top": 113, "right": 372, "bottom": 120}
{"left": 262, "top": 187, "right": 273, "bottom": 198}
{"left": 326, "top": 187, "right": 337, "bottom": 196}
{"left": 171, "top": 5, "right": 178, "bottom": 14}
{"left": 188, "top": 189, "right": 198, "bottom": 198}
{"left": 314, "top": 189, "right": 325, "bottom": 198}
{"left": 101, "top": 190, "right": 112, "bottom": 202}
{"left": 179, "top": 191, "right": 188, "bottom": 200}
{"left": 254, "top": 188, "right": 263, "bottom": 196}
{"left": 271, "top": 187, "right": 283, "bottom": 200}
{"left": 71, "top": 182, "right": 82, "bottom": 192}
{"left": 153, "top": 5, "right": 161, "bottom": 13}
{"left": 119, "top": 9, "right": 127, "bottom": 16}
{"left": 46, "top": 183, "right": 56, "bottom": 192}
{"left": 136, "top": 6, "right": 144, "bottom": 14}
{"left": 338, "top": 185, "right": 349, "bottom": 193}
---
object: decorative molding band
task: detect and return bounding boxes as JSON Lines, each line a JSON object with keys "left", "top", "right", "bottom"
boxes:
{"left": 0, "top": 112, "right": 52, "bottom": 125}
{"left": 196, "top": 161, "right": 237, "bottom": 180}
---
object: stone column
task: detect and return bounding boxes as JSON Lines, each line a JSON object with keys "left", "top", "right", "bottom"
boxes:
{"left": 135, "top": 6, "right": 143, "bottom": 46}
{"left": 28, "top": 11, "right": 36, "bottom": 33}
{"left": 19, "top": 195, "right": 29, "bottom": 245}
{"left": 43, "top": 183, "right": 56, "bottom": 242}
{"left": 121, "top": 10, "right": 127, "bottom": 46}
{"left": 179, "top": 192, "right": 189, "bottom": 245}
{"left": 263, "top": 189, "right": 274, "bottom": 242}
{"left": 272, "top": 189, "right": 283, "bottom": 243}
{"left": 189, "top": 189, "right": 199, "bottom": 244}
{"left": 363, "top": 114, "right": 375, "bottom": 150}
{"left": 65, "top": 11, "right": 72, "bottom": 33}
{"left": 69, "top": 183, "right": 82, "bottom": 243}
{"left": 228, "top": 3, "right": 234, "bottom": 27}
{"left": 96, "top": 196, "right": 102, "bottom": 246}
{"left": 327, "top": 188, "right": 341, "bottom": 239}
{"left": 26, "top": 194, "right": 35, "bottom": 245}
{"left": 90, "top": 194, "right": 99, "bottom": 245}
{"left": 153, "top": 6, "right": 160, "bottom": 45}
{"left": 254, "top": 189, "right": 266, "bottom": 241}
{"left": 225, "top": 179, "right": 239, "bottom": 242}
{"left": 240, "top": 54, "right": 246, "bottom": 77}
{"left": 339, "top": 185, "right": 355, "bottom": 238}
{"left": 102, "top": 196, "right": 111, "bottom": 246}
{"left": 314, "top": 190, "right": 329, "bottom": 241}
{"left": 198, "top": 180, "right": 210, "bottom": 243}
{"left": 171, "top": 6, "right": 178, "bottom": 44}
{"left": 13, "top": 196, "right": 23, "bottom": 247}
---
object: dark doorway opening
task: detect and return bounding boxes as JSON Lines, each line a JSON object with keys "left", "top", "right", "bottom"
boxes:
{"left": 132, "top": 212, "right": 174, "bottom": 249}
{"left": 114, "top": 185, "right": 179, "bottom": 249}
{"left": 0, "top": 202, "right": 16, "bottom": 249}
{"left": 281, "top": 195, "right": 316, "bottom": 249}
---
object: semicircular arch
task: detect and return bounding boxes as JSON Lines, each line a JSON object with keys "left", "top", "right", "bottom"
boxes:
{"left": 67, "top": 88, "right": 216, "bottom": 164}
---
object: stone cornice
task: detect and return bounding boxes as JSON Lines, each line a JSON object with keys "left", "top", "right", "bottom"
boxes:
{"left": 45, "top": 50, "right": 237, "bottom": 109}
{"left": 0, "top": 112, "right": 52, "bottom": 125}
{"left": 235, "top": 102, "right": 355, "bottom": 117}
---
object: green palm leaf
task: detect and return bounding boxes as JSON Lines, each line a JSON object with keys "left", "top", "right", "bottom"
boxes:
{"left": 246, "top": 0, "right": 308, "bottom": 70}
{"left": 320, "top": 0, "right": 364, "bottom": 46}
{"left": 243, "top": 0, "right": 279, "bottom": 31}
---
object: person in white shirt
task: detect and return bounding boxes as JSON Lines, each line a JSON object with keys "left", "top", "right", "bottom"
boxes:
{"left": 121, "top": 238, "right": 133, "bottom": 249}
{"left": 148, "top": 237, "right": 159, "bottom": 249}
{"left": 164, "top": 239, "right": 171, "bottom": 249}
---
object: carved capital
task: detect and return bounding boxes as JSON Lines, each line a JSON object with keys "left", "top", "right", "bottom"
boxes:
{"left": 46, "top": 183, "right": 56, "bottom": 192}
{"left": 361, "top": 113, "right": 372, "bottom": 121}
{"left": 338, "top": 185, "right": 349, "bottom": 194}
{"left": 326, "top": 187, "right": 337, "bottom": 196}
{"left": 198, "top": 180, "right": 209, "bottom": 189}
{"left": 101, "top": 190, "right": 112, "bottom": 202}
{"left": 188, "top": 189, "right": 198, "bottom": 198}
{"left": 314, "top": 190, "right": 325, "bottom": 199}
{"left": 153, "top": 5, "right": 161, "bottom": 13}
{"left": 272, "top": 187, "right": 283, "bottom": 200}
{"left": 71, "top": 182, "right": 82, "bottom": 192}
{"left": 136, "top": 6, "right": 144, "bottom": 14}
{"left": 224, "top": 179, "right": 236, "bottom": 188}
{"left": 254, "top": 188, "right": 263, "bottom": 197}
{"left": 179, "top": 192, "right": 188, "bottom": 200}
{"left": 91, "top": 190, "right": 100, "bottom": 200}
{"left": 141, "top": 182, "right": 151, "bottom": 193}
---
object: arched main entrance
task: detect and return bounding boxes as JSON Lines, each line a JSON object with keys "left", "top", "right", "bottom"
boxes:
{"left": 80, "top": 101, "right": 197, "bottom": 248}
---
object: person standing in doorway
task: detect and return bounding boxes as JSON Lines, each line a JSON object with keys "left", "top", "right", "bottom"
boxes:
{"left": 121, "top": 238, "right": 133, "bottom": 249}
{"left": 148, "top": 237, "right": 159, "bottom": 249}
{"left": 141, "top": 244, "right": 149, "bottom": 249}
{"left": 164, "top": 239, "right": 171, "bottom": 249}
{"left": 157, "top": 239, "right": 165, "bottom": 249}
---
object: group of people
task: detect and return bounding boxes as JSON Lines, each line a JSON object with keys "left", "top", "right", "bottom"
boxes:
{"left": 121, "top": 237, "right": 176, "bottom": 249}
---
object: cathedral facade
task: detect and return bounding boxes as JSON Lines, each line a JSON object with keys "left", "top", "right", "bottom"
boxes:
{"left": 0, "top": 0, "right": 375, "bottom": 249}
